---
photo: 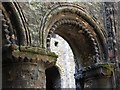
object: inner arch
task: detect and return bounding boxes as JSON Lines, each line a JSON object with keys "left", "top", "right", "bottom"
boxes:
{"left": 56, "top": 24, "right": 96, "bottom": 66}
{"left": 47, "top": 18, "right": 101, "bottom": 67}
{"left": 42, "top": 3, "right": 108, "bottom": 68}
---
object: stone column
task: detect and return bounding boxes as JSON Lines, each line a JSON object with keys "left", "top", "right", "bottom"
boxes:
{"left": 2, "top": 46, "right": 58, "bottom": 89}
{"left": 84, "top": 64, "right": 115, "bottom": 88}
{"left": 75, "top": 63, "right": 115, "bottom": 89}
{"left": 74, "top": 67, "right": 84, "bottom": 90}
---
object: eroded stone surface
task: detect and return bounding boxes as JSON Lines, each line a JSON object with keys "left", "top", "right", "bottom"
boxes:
{"left": 2, "top": 1, "right": 120, "bottom": 89}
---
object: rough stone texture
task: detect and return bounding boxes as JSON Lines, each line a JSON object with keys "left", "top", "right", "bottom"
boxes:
{"left": 3, "top": 62, "right": 46, "bottom": 88}
{"left": 2, "top": 1, "right": 120, "bottom": 89}
{"left": 18, "top": 2, "right": 105, "bottom": 47}
{"left": 78, "top": 2, "right": 105, "bottom": 29}
{"left": 0, "top": 6, "right": 2, "bottom": 89}
{"left": 117, "top": 2, "right": 120, "bottom": 88}
{"left": 19, "top": 2, "right": 55, "bottom": 47}
{"left": 2, "top": 47, "right": 57, "bottom": 88}
{"left": 118, "top": 2, "right": 120, "bottom": 63}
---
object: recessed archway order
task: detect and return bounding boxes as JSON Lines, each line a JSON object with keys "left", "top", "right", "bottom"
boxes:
{"left": 40, "top": 3, "right": 108, "bottom": 68}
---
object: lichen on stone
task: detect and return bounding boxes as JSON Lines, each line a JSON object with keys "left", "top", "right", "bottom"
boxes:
{"left": 18, "top": 46, "right": 58, "bottom": 58}
{"left": 100, "top": 63, "right": 115, "bottom": 72}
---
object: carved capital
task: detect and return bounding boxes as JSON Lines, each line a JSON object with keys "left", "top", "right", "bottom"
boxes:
{"left": 83, "top": 63, "right": 115, "bottom": 79}
{"left": 2, "top": 46, "right": 58, "bottom": 88}
{"left": 3, "top": 46, "right": 58, "bottom": 68}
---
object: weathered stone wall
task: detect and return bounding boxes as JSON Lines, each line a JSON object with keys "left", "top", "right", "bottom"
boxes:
{"left": 118, "top": 2, "right": 120, "bottom": 63}
{"left": 3, "top": 62, "right": 46, "bottom": 88}
{"left": 19, "top": 2, "right": 105, "bottom": 47}
{"left": 2, "top": 46, "right": 58, "bottom": 88}
{"left": 18, "top": 2, "right": 120, "bottom": 88}
{"left": 2, "top": 1, "right": 120, "bottom": 89}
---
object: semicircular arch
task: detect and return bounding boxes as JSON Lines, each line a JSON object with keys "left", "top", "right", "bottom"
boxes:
{"left": 41, "top": 3, "right": 108, "bottom": 68}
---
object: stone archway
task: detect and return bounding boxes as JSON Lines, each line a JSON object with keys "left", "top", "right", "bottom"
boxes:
{"left": 2, "top": 2, "right": 118, "bottom": 89}
{"left": 45, "top": 66, "right": 61, "bottom": 90}
{"left": 41, "top": 3, "right": 108, "bottom": 67}
{"left": 50, "top": 34, "right": 76, "bottom": 88}
{"left": 41, "top": 3, "right": 115, "bottom": 89}
{"left": 2, "top": 2, "right": 58, "bottom": 89}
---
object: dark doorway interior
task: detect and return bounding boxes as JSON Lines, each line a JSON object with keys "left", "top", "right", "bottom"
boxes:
{"left": 45, "top": 66, "right": 61, "bottom": 90}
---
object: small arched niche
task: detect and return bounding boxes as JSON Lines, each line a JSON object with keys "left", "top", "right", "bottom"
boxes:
{"left": 45, "top": 66, "right": 61, "bottom": 90}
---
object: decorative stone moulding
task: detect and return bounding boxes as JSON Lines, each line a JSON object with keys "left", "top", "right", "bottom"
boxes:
{"left": 3, "top": 45, "right": 58, "bottom": 67}
{"left": 2, "top": 45, "right": 58, "bottom": 88}
{"left": 83, "top": 63, "right": 115, "bottom": 79}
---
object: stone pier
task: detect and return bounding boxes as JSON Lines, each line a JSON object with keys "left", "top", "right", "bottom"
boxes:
{"left": 2, "top": 46, "right": 58, "bottom": 88}
{"left": 74, "top": 63, "right": 116, "bottom": 89}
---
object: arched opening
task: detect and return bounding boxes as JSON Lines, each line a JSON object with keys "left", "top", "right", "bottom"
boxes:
{"left": 45, "top": 66, "right": 61, "bottom": 90}
{"left": 50, "top": 34, "right": 76, "bottom": 88}
{"left": 41, "top": 3, "right": 107, "bottom": 88}
{"left": 41, "top": 3, "right": 107, "bottom": 68}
